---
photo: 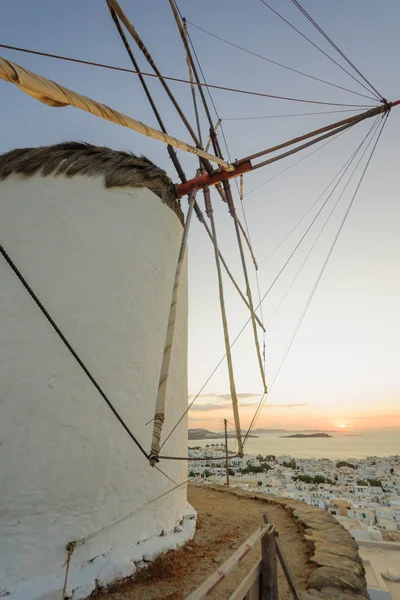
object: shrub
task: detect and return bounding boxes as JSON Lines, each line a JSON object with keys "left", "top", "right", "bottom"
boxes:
{"left": 337, "top": 461, "right": 356, "bottom": 470}
{"left": 367, "top": 478, "right": 382, "bottom": 488}
{"left": 283, "top": 459, "right": 296, "bottom": 469}
{"left": 293, "top": 474, "right": 334, "bottom": 485}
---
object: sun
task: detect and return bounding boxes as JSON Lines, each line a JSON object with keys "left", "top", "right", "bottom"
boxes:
{"left": 338, "top": 424, "right": 346, "bottom": 428}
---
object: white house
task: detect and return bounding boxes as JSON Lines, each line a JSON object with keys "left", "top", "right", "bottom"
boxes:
{"left": 347, "top": 508, "right": 375, "bottom": 525}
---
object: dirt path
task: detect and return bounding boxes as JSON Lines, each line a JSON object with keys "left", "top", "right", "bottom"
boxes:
{"left": 94, "top": 484, "right": 311, "bottom": 600}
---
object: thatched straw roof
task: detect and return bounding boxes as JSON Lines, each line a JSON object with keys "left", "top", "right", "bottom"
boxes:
{"left": 0, "top": 142, "right": 183, "bottom": 224}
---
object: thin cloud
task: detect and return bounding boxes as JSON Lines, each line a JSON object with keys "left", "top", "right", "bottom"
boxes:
{"left": 189, "top": 401, "right": 307, "bottom": 412}
{"left": 189, "top": 403, "right": 230, "bottom": 412}
{"left": 345, "top": 414, "right": 400, "bottom": 420}
{"left": 189, "top": 392, "right": 260, "bottom": 400}
{"left": 299, "top": 414, "right": 399, "bottom": 421}
{"left": 266, "top": 403, "right": 308, "bottom": 408}
{"left": 188, "top": 416, "right": 222, "bottom": 422}
{"left": 214, "top": 393, "right": 260, "bottom": 400}
{"left": 189, "top": 401, "right": 259, "bottom": 412}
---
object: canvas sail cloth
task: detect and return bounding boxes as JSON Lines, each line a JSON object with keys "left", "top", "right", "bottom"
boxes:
{"left": 0, "top": 57, "right": 232, "bottom": 170}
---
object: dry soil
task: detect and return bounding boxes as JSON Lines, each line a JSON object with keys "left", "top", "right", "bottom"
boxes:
{"left": 92, "top": 484, "right": 311, "bottom": 600}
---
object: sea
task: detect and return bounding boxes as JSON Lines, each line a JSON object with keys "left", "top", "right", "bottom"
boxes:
{"left": 189, "top": 430, "right": 400, "bottom": 460}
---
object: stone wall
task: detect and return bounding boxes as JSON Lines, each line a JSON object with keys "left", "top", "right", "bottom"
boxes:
{"left": 206, "top": 486, "right": 369, "bottom": 600}
{"left": 256, "top": 493, "right": 369, "bottom": 599}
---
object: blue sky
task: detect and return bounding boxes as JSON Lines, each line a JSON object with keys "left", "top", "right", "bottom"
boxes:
{"left": 1, "top": 0, "right": 400, "bottom": 430}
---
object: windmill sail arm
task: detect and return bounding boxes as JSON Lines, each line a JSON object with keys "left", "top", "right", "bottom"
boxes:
{"left": 0, "top": 56, "right": 233, "bottom": 173}
{"left": 176, "top": 101, "right": 399, "bottom": 196}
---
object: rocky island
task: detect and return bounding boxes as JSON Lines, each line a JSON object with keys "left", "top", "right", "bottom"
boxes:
{"left": 188, "top": 428, "right": 258, "bottom": 440}
{"left": 280, "top": 433, "right": 332, "bottom": 438}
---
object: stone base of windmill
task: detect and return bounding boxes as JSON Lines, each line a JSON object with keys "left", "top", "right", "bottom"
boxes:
{"left": 10, "top": 504, "right": 197, "bottom": 600}
{"left": 71, "top": 504, "right": 197, "bottom": 600}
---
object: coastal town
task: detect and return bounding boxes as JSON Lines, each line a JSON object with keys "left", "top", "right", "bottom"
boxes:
{"left": 188, "top": 445, "right": 400, "bottom": 543}
{"left": 2, "top": 0, "right": 400, "bottom": 598}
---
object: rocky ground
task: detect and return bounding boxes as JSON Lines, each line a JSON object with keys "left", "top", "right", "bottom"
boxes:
{"left": 92, "top": 483, "right": 310, "bottom": 599}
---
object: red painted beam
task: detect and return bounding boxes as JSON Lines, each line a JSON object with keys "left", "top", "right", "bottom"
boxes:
{"left": 176, "top": 160, "right": 252, "bottom": 197}
{"left": 175, "top": 99, "right": 400, "bottom": 198}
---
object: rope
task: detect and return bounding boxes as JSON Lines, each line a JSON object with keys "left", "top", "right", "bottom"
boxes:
{"left": 0, "top": 42, "right": 375, "bottom": 107}
{"left": 264, "top": 119, "right": 382, "bottom": 332}
{"left": 108, "top": 2, "right": 199, "bottom": 459}
{"left": 242, "top": 392, "right": 266, "bottom": 448}
{"left": 109, "top": 2, "right": 259, "bottom": 463}
{"left": 256, "top": 271, "right": 267, "bottom": 374}
{"left": 159, "top": 453, "right": 240, "bottom": 461}
{"left": 253, "top": 121, "right": 384, "bottom": 306}
{"left": 254, "top": 131, "right": 366, "bottom": 270}
{"left": 105, "top": 0, "right": 215, "bottom": 178}
{"left": 236, "top": 176, "right": 258, "bottom": 268}
{"left": 170, "top": 1, "right": 248, "bottom": 454}
{"left": 224, "top": 181, "right": 269, "bottom": 397}
{"left": 0, "top": 242, "right": 149, "bottom": 460}
{"left": 110, "top": 0, "right": 253, "bottom": 279}
{"left": 182, "top": 21, "right": 268, "bottom": 371}
{"left": 201, "top": 218, "right": 265, "bottom": 331}
{"left": 170, "top": 4, "right": 258, "bottom": 276}
{"left": 183, "top": 21, "right": 203, "bottom": 147}
{"left": 0, "top": 56, "right": 232, "bottom": 171}
{"left": 240, "top": 105, "right": 384, "bottom": 164}
{"left": 61, "top": 542, "right": 75, "bottom": 600}
{"left": 213, "top": 107, "right": 267, "bottom": 401}
{"left": 251, "top": 117, "right": 375, "bottom": 170}
{"left": 244, "top": 123, "right": 382, "bottom": 443}
{"left": 223, "top": 108, "right": 365, "bottom": 121}
{"left": 186, "top": 20, "right": 376, "bottom": 102}
{"left": 162, "top": 116, "right": 385, "bottom": 443}
{"left": 109, "top": 1, "right": 262, "bottom": 464}
{"left": 176, "top": 8, "right": 268, "bottom": 403}
{"left": 107, "top": 4, "right": 187, "bottom": 184}
{"left": 203, "top": 185, "right": 244, "bottom": 456}
{"left": 205, "top": 119, "right": 221, "bottom": 152}
{"left": 245, "top": 127, "right": 348, "bottom": 199}
{"left": 259, "top": 0, "right": 382, "bottom": 102}
{"left": 234, "top": 212, "right": 258, "bottom": 269}
{"left": 243, "top": 114, "right": 387, "bottom": 442}
{"left": 289, "top": 0, "right": 384, "bottom": 102}
{"left": 155, "top": 465, "right": 178, "bottom": 485}
{"left": 71, "top": 475, "right": 201, "bottom": 548}
{"left": 237, "top": 177, "right": 266, "bottom": 355}
{"left": 106, "top": 7, "right": 262, "bottom": 339}
{"left": 170, "top": 5, "right": 215, "bottom": 131}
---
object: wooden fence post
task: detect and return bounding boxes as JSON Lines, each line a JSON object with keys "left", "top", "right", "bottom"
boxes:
{"left": 261, "top": 522, "right": 278, "bottom": 600}
{"left": 263, "top": 512, "right": 301, "bottom": 600}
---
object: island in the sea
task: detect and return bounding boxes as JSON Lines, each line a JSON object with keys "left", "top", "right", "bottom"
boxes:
{"left": 188, "top": 428, "right": 258, "bottom": 440}
{"left": 280, "top": 433, "right": 332, "bottom": 438}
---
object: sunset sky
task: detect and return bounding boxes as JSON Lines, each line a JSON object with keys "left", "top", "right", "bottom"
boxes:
{"left": 1, "top": 1, "right": 399, "bottom": 432}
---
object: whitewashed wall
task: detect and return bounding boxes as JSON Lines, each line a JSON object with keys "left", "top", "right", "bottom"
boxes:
{"left": 0, "top": 174, "right": 189, "bottom": 599}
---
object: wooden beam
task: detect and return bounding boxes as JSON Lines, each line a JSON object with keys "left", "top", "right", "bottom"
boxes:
{"left": 263, "top": 513, "right": 301, "bottom": 600}
{"left": 261, "top": 522, "right": 278, "bottom": 600}
{"left": 228, "top": 559, "right": 262, "bottom": 600}
{"left": 186, "top": 525, "right": 268, "bottom": 599}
